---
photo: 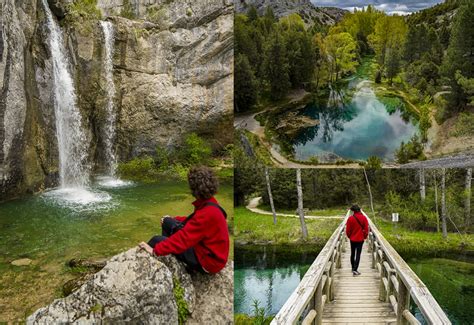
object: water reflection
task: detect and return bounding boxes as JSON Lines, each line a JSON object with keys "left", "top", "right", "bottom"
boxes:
{"left": 291, "top": 81, "right": 417, "bottom": 162}
{"left": 235, "top": 246, "right": 318, "bottom": 316}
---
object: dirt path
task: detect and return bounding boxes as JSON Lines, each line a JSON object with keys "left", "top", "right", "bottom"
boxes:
{"left": 246, "top": 197, "right": 344, "bottom": 219}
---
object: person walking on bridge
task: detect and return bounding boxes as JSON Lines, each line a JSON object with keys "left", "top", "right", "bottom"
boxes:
{"left": 346, "top": 205, "right": 369, "bottom": 276}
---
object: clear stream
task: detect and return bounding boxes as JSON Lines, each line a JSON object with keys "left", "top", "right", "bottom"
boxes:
{"left": 290, "top": 59, "right": 418, "bottom": 162}
{"left": 0, "top": 180, "right": 232, "bottom": 321}
{"left": 234, "top": 246, "right": 474, "bottom": 324}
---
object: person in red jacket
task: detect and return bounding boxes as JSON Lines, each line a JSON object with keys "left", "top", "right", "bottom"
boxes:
{"left": 139, "top": 166, "right": 229, "bottom": 274}
{"left": 345, "top": 204, "right": 369, "bottom": 276}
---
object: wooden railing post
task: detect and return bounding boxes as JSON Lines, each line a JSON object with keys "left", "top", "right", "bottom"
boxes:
{"left": 315, "top": 280, "right": 323, "bottom": 325}
{"left": 379, "top": 257, "right": 387, "bottom": 301}
{"left": 397, "top": 275, "right": 410, "bottom": 325}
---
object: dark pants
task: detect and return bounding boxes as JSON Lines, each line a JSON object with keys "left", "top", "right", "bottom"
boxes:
{"left": 148, "top": 217, "right": 205, "bottom": 273}
{"left": 350, "top": 241, "right": 364, "bottom": 271}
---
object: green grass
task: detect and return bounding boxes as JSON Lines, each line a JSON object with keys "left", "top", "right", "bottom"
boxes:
{"left": 235, "top": 206, "right": 474, "bottom": 259}
{"left": 234, "top": 207, "right": 342, "bottom": 245}
{"left": 376, "top": 218, "right": 474, "bottom": 259}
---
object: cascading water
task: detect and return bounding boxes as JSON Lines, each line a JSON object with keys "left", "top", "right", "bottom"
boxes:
{"left": 97, "top": 21, "right": 131, "bottom": 188}
{"left": 41, "top": 0, "right": 89, "bottom": 188}
{"left": 41, "top": 0, "right": 113, "bottom": 206}
{"left": 100, "top": 21, "right": 117, "bottom": 176}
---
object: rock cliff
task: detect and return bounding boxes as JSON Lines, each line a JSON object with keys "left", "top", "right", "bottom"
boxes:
{"left": 0, "top": 0, "right": 233, "bottom": 199}
{"left": 234, "top": 0, "right": 347, "bottom": 26}
{"left": 27, "top": 248, "right": 233, "bottom": 324}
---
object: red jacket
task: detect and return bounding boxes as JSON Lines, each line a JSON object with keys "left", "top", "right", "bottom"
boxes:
{"left": 153, "top": 197, "right": 229, "bottom": 274}
{"left": 346, "top": 211, "right": 369, "bottom": 242}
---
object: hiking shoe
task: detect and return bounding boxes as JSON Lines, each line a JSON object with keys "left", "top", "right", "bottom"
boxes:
{"left": 355, "top": 271, "right": 361, "bottom": 275}
{"left": 352, "top": 271, "right": 357, "bottom": 276}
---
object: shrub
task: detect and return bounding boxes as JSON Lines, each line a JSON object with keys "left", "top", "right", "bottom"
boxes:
{"left": 180, "top": 133, "right": 212, "bottom": 166}
{"left": 117, "top": 156, "right": 158, "bottom": 182}
{"left": 450, "top": 112, "right": 474, "bottom": 137}
{"left": 66, "top": 0, "right": 102, "bottom": 32}
{"left": 155, "top": 145, "right": 169, "bottom": 170}
{"left": 145, "top": 6, "right": 167, "bottom": 28}
{"left": 366, "top": 156, "right": 382, "bottom": 169}
{"left": 396, "top": 135, "right": 425, "bottom": 164}
{"left": 120, "top": 0, "right": 135, "bottom": 19}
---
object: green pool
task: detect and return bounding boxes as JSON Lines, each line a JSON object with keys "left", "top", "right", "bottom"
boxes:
{"left": 0, "top": 178, "right": 232, "bottom": 322}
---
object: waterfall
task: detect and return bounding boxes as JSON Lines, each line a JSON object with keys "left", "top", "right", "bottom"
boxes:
{"left": 41, "top": 0, "right": 90, "bottom": 188}
{"left": 100, "top": 21, "right": 117, "bottom": 176}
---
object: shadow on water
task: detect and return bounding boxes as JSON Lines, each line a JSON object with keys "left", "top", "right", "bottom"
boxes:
{"left": 235, "top": 245, "right": 320, "bottom": 316}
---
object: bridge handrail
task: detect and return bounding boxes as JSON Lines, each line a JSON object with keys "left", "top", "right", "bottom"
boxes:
{"left": 271, "top": 209, "right": 450, "bottom": 325}
{"left": 271, "top": 211, "right": 350, "bottom": 324}
{"left": 364, "top": 210, "right": 451, "bottom": 325}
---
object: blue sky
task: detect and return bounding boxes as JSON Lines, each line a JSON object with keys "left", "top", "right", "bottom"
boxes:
{"left": 311, "top": 0, "right": 444, "bottom": 15}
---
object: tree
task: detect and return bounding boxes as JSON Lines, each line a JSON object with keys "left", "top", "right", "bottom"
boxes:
{"left": 324, "top": 32, "right": 358, "bottom": 82}
{"left": 247, "top": 5, "right": 258, "bottom": 22}
{"left": 419, "top": 168, "right": 426, "bottom": 202}
{"left": 263, "top": 31, "right": 291, "bottom": 100}
{"left": 265, "top": 167, "right": 277, "bottom": 225}
{"left": 363, "top": 168, "right": 375, "bottom": 222}
{"left": 235, "top": 54, "right": 258, "bottom": 112}
{"left": 433, "top": 170, "right": 440, "bottom": 232}
{"left": 441, "top": 0, "right": 474, "bottom": 110}
{"left": 385, "top": 47, "right": 401, "bottom": 84}
{"left": 465, "top": 168, "right": 472, "bottom": 229}
{"left": 368, "top": 15, "right": 407, "bottom": 67}
{"left": 441, "top": 168, "right": 447, "bottom": 239}
{"left": 296, "top": 169, "right": 308, "bottom": 239}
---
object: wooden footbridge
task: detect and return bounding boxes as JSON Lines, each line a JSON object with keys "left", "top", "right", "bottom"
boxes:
{"left": 271, "top": 211, "right": 451, "bottom": 325}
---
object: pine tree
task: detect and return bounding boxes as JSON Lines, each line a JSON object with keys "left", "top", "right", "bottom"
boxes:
{"left": 442, "top": 0, "right": 474, "bottom": 110}
{"left": 235, "top": 54, "right": 258, "bottom": 112}
{"left": 264, "top": 31, "right": 291, "bottom": 100}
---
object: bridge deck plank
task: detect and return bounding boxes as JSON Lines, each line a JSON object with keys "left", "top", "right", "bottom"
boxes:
{"left": 322, "top": 239, "right": 396, "bottom": 324}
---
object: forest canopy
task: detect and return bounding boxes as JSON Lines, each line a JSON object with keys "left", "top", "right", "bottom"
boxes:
{"left": 234, "top": 0, "right": 474, "bottom": 123}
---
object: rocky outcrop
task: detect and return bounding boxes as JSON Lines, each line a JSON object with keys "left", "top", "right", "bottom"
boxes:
{"left": 27, "top": 248, "right": 233, "bottom": 324}
{"left": 0, "top": 0, "right": 233, "bottom": 199}
{"left": 234, "top": 0, "right": 348, "bottom": 26}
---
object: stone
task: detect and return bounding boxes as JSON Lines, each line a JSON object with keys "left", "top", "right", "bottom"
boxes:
{"left": 27, "top": 247, "right": 233, "bottom": 324}
{"left": 11, "top": 258, "right": 32, "bottom": 266}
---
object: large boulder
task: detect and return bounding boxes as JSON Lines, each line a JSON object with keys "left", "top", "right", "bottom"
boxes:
{"left": 26, "top": 248, "right": 233, "bottom": 324}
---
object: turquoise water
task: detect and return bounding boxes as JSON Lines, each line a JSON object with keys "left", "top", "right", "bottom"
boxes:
{"left": 235, "top": 247, "right": 474, "bottom": 324}
{"left": 0, "top": 179, "right": 232, "bottom": 322}
{"left": 292, "top": 80, "right": 417, "bottom": 162}
{"left": 409, "top": 257, "right": 474, "bottom": 325}
{"left": 234, "top": 246, "right": 317, "bottom": 316}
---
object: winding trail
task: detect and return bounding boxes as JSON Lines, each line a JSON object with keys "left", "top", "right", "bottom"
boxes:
{"left": 246, "top": 197, "right": 344, "bottom": 219}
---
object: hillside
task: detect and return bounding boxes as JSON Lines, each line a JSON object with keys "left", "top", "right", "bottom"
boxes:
{"left": 407, "top": 0, "right": 460, "bottom": 28}
{"left": 234, "top": 0, "right": 348, "bottom": 26}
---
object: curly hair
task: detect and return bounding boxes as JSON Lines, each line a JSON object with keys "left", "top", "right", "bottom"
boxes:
{"left": 188, "top": 166, "right": 219, "bottom": 200}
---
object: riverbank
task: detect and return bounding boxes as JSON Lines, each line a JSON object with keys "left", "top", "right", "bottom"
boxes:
{"left": 235, "top": 204, "right": 474, "bottom": 258}
{"left": 0, "top": 181, "right": 233, "bottom": 323}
